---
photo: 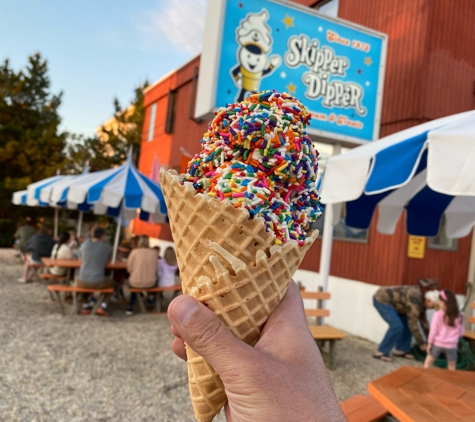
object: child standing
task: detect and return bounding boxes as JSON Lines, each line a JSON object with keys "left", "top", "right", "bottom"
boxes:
{"left": 424, "top": 289, "right": 464, "bottom": 370}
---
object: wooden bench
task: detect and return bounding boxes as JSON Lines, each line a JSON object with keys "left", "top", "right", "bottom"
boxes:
{"left": 129, "top": 285, "right": 182, "bottom": 313}
{"left": 464, "top": 301, "right": 475, "bottom": 341}
{"left": 27, "top": 262, "right": 44, "bottom": 281}
{"left": 39, "top": 273, "right": 68, "bottom": 282}
{"left": 340, "top": 394, "right": 388, "bottom": 422}
{"left": 47, "top": 285, "right": 114, "bottom": 316}
{"left": 300, "top": 287, "right": 346, "bottom": 370}
{"left": 39, "top": 273, "right": 68, "bottom": 301}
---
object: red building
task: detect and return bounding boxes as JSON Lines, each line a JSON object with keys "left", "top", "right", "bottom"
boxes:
{"left": 134, "top": 0, "right": 475, "bottom": 294}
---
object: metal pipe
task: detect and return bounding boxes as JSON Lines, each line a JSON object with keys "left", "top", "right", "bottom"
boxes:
{"left": 111, "top": 205, "right": 123, "bottom": 263}
{"left": 77, "top": 211, "right": 83, "bottom": 238}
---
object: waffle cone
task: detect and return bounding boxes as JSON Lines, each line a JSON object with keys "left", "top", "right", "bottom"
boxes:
{"left": 160, "top": 168, "right": 318, "bottom": 422}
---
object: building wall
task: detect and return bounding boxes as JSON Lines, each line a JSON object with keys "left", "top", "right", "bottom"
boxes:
{"left": 136, "top": 0, "right": 474, "bottom": 294}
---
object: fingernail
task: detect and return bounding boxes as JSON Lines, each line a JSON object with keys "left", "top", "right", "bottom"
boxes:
{"left": 171, "top": 295, "right": 200, "bottom": 325}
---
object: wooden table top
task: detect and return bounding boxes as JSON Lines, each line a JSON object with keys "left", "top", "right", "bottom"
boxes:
{"left": 41, "top": 258, "right": 127, "bottom": 270}
{"left": 368, "top": 366, "right": 475, "bottom": 422}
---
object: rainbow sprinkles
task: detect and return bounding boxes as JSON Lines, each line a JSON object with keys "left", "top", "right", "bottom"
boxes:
{"left": 181, "top": 90, "right": 323, "bottom": 246}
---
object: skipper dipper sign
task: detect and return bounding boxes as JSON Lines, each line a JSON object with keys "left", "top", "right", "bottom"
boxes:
{"left": 195, "top": 0, "right": 387, "bottom": 144}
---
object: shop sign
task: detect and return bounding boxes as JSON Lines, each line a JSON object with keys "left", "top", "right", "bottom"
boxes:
{"left": 408, "top": 236, "right": 426, "bottom": 259}
{"left": 195, "top": 0, "right": 388, "bottom": 144}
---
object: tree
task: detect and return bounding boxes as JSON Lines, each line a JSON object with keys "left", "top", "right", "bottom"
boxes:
{"left": 64, "top": 82, "right": 147, "bottom": 173}
{"left": 0, "top": 53, "right": 67, "bottom": 218}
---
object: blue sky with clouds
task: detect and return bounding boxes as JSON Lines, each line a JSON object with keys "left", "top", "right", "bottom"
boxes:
{"left": 0, "top": 0, "right": 207, "bottom": 137}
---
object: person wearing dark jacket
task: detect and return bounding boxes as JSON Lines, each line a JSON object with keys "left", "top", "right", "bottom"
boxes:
{"left": 18, "top": 224, "right": 55, "bottom": 283}
{"left": 372, "top": 279, "right": 439, "bottom": 362}
{"left": 14, "top": 217, "right": 36, "bottom": 258}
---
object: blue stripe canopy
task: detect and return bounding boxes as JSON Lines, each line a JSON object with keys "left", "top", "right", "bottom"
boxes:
{"left": 320, "top": 110, "right": 475, "bottom": 239}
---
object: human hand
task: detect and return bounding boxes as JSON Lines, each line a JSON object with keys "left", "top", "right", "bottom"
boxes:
{"left": 426, "top": 344, "right": 431, "bottom": 354}
{"left": 168, "top": 280, "right": 345, "bottom": 422}
{"left": 419, "top": 343, "right": 428, "bottom": 352}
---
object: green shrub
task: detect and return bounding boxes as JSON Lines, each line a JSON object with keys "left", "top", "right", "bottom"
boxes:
{"left": 0, "top": 219, "right": 17, "bottom": 248}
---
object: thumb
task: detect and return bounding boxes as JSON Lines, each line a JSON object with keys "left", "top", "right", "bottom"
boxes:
{"left": 168, "top": 295, "right": 252, "bottom": 374}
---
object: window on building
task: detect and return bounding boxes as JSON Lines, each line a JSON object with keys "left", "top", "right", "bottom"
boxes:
{"left": 428, "top": 216, "right": 458, "bottom": 251}
{"left": 310, "top": 203, "right": 370, "bottom": 243}
{"left": 314, "top": 0, "right": 339, "bottom": 17}
{"left": 147, "top": 102, "right": 157, "bottom": 141}
{"left": 165, "top": 90, "right": 176, "bottom": 134}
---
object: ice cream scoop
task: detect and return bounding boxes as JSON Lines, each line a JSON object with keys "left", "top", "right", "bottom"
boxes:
{"left": 181, "top": 90, "right": 322, "bottom": 245}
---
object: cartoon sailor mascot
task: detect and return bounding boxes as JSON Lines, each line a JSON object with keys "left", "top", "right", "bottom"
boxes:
{"left": 231, "top": 9, "right": 281, "bottom": 102}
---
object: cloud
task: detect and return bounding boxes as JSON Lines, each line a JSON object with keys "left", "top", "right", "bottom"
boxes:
{"left": 137, "top": 0, "right": 207, "bottom": 55}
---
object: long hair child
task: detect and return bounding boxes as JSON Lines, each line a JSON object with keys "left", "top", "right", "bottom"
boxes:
{"left": 424, "top": 289, "right": 464, "bottom": 370}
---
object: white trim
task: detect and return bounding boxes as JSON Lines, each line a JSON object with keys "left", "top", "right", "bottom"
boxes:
{"left": 194, "top": 0, "right": 226, "bottom": 120}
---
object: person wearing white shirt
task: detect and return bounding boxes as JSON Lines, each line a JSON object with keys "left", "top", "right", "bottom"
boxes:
{"left": 50, "top": 232, "right": 75, "bottom": 276}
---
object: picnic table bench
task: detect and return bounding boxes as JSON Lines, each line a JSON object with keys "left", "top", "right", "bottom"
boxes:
{"left": 368, "top": 366, "right": 475, "bottom": 422}
{"left": 129, "top": 285, "right": 182, "bottom": 313}
{"left": 340, "top": 394, "right": 388, "bottom": 422}
{"left": 300, "top": 287, "right": 346, "bottom": 369}
{"left": 27, "top": 262, "right": 44, "bottom": 281}
{"left": 47, "top": 284, "right": 114, "bottom": 316}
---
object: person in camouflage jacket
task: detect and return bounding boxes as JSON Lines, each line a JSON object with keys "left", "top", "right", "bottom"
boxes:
{"left": 373, "top": 283, "right": 438, "bottom": 362}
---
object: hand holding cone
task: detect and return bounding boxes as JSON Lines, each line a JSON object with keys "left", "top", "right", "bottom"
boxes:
{"left": 161, "top": 168, "right": 318, "bottom": 421}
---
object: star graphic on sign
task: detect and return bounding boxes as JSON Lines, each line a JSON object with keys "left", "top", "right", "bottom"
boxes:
{"left": 318, "top": 26, "right": 323, "bottom": 32}
{"left": 238, "top": 2, "right": 244, "bottom": 7}
{"left": 286, "top": 82, "right": 297, "bottom": 93}
{"left": 280, "top": 71, "right": 287, "bottom": 79}
{"left": 282, "top": 14, "right": 294, "bottom": 28}
{"left": 364, "top": 57, "right": 372, "bottom": 66}
{"left": 365, "top": 81, "right": 370, "bottom": 86}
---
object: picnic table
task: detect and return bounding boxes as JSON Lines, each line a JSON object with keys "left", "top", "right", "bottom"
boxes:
{"left": 41, "top": 258, "right": 127, "bottom": 270}
{"left": 368, "top": 366, "right": 475, "bottom": 421}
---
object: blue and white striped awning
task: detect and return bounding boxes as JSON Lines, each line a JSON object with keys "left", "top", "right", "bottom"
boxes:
{"left": 25, "top": 175, "right": 64, "bottom": 207}
{"left": 66, "top": 154, "right": 167, "bottom": 223}
{"left": 320, "top": 110, "right": 475, "bottom": 238}
{"left": 12, "top": 190, "right": 30, "bottom": 206}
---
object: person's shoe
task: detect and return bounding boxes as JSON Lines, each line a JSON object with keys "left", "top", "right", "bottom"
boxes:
{"left": 82, "top": 308, "right": 92, "bottom": 315}
{"left": 96, "top": 307, "right": 109, "bottom": 317}
{"left": 125, "top": 308, "right": 134, "bottom": 316}
{"left": 17, "top": 278, "right": 28, "bottom": 283}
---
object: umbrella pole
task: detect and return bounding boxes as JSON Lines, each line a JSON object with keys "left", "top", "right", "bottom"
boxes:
{"left": 111, "top": 205, "right": 123, "bottom": 263}
{"left": 54, "top": 208, "right": 59, "bottom": 238}
{"left": 320, "top": 204, "right": 335, "bottom": 293}
{"left": 77, "top": 211, "right": 83, "bottom": 238}
{"left": 319, "top": 143, "right": 341, "bottom": 294}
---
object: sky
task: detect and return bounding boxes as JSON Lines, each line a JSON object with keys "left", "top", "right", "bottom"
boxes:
{"left": 0, "top": 0, "right": 207, "bottom": 137}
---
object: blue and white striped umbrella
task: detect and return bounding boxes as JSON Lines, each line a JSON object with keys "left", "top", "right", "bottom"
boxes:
{"left": 12, "top": 190, "right": 29, "bottom": 206}
{"left": 26, "top": 175, "right": 64, "bottom": 207}
{"left": 66, "top": 153, "right": 167, "bottom": 223}
{"left": 320, "top": 110, "right": 475, "bottom": 238}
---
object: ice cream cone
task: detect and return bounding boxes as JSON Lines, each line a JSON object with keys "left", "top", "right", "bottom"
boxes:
{"left": 160, "top": 167, "right": 318, "bottom": 421}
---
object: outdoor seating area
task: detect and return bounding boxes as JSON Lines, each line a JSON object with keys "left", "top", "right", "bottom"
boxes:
{"left": 3, "top": 0, "right": 475, "bottom": 420}
{"left": 0, "top": 249, "right": 437, "bottom": 421}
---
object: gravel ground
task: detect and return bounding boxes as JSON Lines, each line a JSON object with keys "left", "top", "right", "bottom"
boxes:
{"left": 0, "top": 248, "right": 421, "bottom": 421}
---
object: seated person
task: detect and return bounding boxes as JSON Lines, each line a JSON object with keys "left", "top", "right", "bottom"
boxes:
{"left": 67, "top": 231, "right": 80, "bottom": 258}
{"left": 157, "top": 247, "right": 179, "bottom": 311}
{"left": 14, "top": 217, "right": 36, "bottom": 261}
{"left": 77, "top": 227, "right": 113, "bottom": 316}
{"left": 49, "top": 231, "right": 75, "bottom": 276}
{"left": 18, "top": 224, "right": 55, "bottom": 283}
{"left": 125, "top": 235, "right": 158, "bottom": 316}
